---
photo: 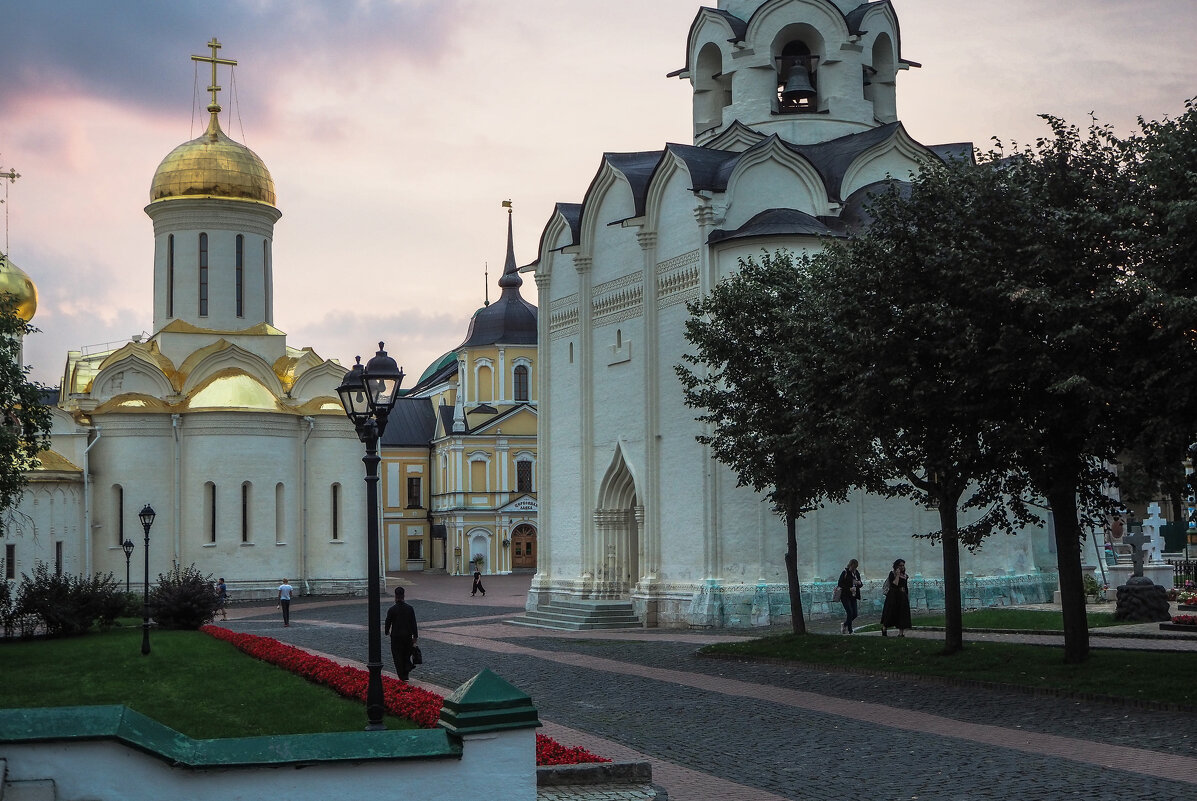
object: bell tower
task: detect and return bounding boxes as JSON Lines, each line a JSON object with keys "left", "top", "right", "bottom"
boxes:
{"left": 675, "top": 0, "right": 913, "bottom": 147}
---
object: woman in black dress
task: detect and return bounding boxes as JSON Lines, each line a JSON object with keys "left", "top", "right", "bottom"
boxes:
{"left": 837, "top": 559, "right": 862, "bottom": 634}
{"left": 880, "top": 558, "right": 911, "bottom": 636}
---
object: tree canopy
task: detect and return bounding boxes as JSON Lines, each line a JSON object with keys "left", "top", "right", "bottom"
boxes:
{"left": 0, "top": 294, "right": 53, "bottom": 521}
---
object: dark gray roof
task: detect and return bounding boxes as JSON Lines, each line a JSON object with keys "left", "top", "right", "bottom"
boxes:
{"left": 380, "top": 397, "right": 437, "bottom": 447}
{"left": 838, "top": 179, "right": 910, "bottom": 235}
{"left": 458, "top": 212, "right": 538, "bottom": 348}
{"left": 600, "top": 151, "right": 665, "bottom": 218}
{"left": 927, "top": 142, "right": 974, "bottom": 163}
{"left": 665, "top": 143, "right": 739, "bottom": 192}
{"left": 708, "top": 207, "right": 841, "bottom": 245}
{"left": 785, "top": 122, "right": 905, "bottom": 203}
{"left": 669, "top": 7, "right": 749, "bottom": 78}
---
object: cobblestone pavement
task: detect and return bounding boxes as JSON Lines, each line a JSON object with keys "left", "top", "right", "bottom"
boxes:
{"left": 223, "top": 574, "right": 1197, "bottom": 800}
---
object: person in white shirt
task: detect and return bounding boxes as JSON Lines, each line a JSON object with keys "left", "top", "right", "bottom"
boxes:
{"left": 277, "top": 579, "right": 294, "bottom": 627}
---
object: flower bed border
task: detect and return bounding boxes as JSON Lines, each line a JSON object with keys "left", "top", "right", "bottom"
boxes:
{"left": 200, "top": 625, "right": 609, "bottom": 766}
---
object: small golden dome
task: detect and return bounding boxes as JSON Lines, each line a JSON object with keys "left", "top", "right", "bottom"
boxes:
{"left": 149, "top": 113, "right": 275, "bottom": 206}
{"left": 0, "top": 252, "right": 38, "bottom": 322}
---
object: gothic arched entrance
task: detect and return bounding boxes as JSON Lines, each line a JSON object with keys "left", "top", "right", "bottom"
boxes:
{"left": 511, "top": 524, "right": 537, "bottom": 570}
{"left": 590, "top": 444, "right": 643, "bottom": 599}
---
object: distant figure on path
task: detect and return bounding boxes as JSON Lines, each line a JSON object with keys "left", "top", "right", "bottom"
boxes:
{"left": 472, "top": 568, "right": 486, "bottom": 597}
{"left": 837, "top": 559, "right": 862, "bottom": 634}
{"left": 277, "top": 578, "right": 294, "bottom": 627}
{"left": 880, "top": 559, "right": 911, "bottom": 637}
{"left": 217, "top": 578, "right": 228, "bottom": 621}
{"left": 384, "top": 586, "right": 419, "bottom": 681}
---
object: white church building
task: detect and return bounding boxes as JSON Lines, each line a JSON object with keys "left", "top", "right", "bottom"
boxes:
{"left": 528, "top": 0, "right": 1057, "bottom": 628}
{"left": 3, "top": 43, "right": 367, "bottom": 599}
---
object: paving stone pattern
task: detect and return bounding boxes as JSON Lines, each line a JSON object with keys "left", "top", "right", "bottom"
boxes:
{"left": 225, "top": 575, "right": 1197, "bottom": 800}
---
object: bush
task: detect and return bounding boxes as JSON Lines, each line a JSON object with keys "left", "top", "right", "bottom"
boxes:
{"left": 150, "top": 563, "right": 220, "bottom": 630}
{"left": 14, "top": 564, "right": 124, "bottom": 637}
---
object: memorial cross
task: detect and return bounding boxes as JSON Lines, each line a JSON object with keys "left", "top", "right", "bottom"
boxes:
{"left": 1123, "top": 527, "right": 1150, "bottom": 578}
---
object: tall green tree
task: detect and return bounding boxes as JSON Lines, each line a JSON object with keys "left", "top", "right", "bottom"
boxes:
{"left": 0, "top": 294, "right": 52, "bottom": 519}
{"left": 677, "top": 252, "right": 866, "bottom": 635}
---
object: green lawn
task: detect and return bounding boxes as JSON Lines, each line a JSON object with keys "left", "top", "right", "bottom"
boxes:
{"left": 0, "top": 625, "right": 415, "bottom": 738}
{"left": 702, "top": 632, "right": 1197, "bottom": 707}
{"left": 855, "top": 607, "right": 1131, "bottom": 632}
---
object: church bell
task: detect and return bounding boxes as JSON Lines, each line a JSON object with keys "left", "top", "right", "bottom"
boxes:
{"left": 781, "top": 64, "right": 816, "bottom": 106}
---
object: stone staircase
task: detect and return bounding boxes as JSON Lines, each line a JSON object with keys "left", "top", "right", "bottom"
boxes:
{"left": 507, "top": 599, "right": 643, "bottom": 630}
{"left": 1, "top": 761, "right": 59, "bottom": 801}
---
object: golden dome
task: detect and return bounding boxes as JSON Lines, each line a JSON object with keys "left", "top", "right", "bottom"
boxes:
{"left": 0, "top": 252, "right": 38, "bottom": 322}
{"left": 149, "top": 113, "right": 275, "bottom": 206}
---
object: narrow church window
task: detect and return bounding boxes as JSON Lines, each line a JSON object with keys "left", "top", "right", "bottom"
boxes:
{"left": 55, "top": 542, "right": 63, "bottom": 576}
{"left": 275, "top": 483, "right": 285, "bottom": 544}
{"left": 517, "top": 460, "right": 533, "bottom": 493}
{"left": 235, "top": 234, "right": 244, "bottom": 318}
{"left": 263, "top": 240, "right": 272, "bottom": 324}
{"left": 514, "top": 365, "right": 529, "bottom": 401}
{"left": 569, "top": 342, "right": 574, "bottom": 363}
{"left": 199, "top": 233, "right": 209, "bottom": 317}
{"left": 115, "top": 485, "right": 124, "bottom": 546}
{"left": 167, "top": 234, "right": 175, "bottom": 318}
{"left": 407, "top": 477, "right": 422, "bottom": 509}
{"left": 4, "top": 544, "right": 13, "bottom": 580}
{"left": 616, "top": 329, "right": 622, "bottom": 349}
{"left": 331, "top": 484, "right": 341, "bottom": 540}
{"left": 241, "top": 482, "right": 251, "bottom": 543}
{"left": 205, "top": 482, "right": 217, "bottom": 543}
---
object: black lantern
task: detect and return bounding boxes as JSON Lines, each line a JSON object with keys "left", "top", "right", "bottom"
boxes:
{"left": 336, "top": 357, "right": 372, "bottom": 428}
{"left": 338, "top": 341, "right": 405, "bottom": 730}
{"left": 364, "top": 342, "right": 404, "bottom": 415}
{"left": 121, "top": 539, "right": 135, "bottom": 594}
{"left": 139, "top": 503, "right": 155, "bottom": 656}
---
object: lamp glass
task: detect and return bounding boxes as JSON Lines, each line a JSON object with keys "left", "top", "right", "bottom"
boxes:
{"left": 336, "top": 358, "right": 372, "bottom": 425}
{"left": 138, "top": 504, "right": 156, "bottom": 529}
{"left": 363, "top": 342, "right": 404, "bottom": 414}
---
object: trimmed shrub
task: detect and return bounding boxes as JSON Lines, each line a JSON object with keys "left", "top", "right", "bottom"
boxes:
{"left": 150, "top": 563, "right": 220, "bottom": 629}
{"left": 14, "top": 564, "right": 123, "bottom": 637}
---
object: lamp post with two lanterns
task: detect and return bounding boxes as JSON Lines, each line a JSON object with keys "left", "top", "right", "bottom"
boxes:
{"left": 121, "top": 538, "right": 135, "bottom": 595}
{"left": 138, "top": 503, "right": 156, "bottom": 656}
{"left": 336, "top": 342, "right": 404, "bottom": 731}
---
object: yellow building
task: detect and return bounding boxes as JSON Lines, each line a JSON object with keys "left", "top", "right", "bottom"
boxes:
{"left": 381, "top": 210, "right": 537, "bottom": 576}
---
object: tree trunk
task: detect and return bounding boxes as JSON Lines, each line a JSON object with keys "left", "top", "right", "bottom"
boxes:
{"left": 939, "top": 503, "right": 963, "bottom": 655}
{"left": 785, "top": 511, "right": 807, "bottom": 634}
{"left": 1046, "top": 487, "right": 1090, "bottom": 663}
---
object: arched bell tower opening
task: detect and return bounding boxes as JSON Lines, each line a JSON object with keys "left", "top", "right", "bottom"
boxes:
{"left": 867, "top": 33, "right": 898, "bottom": 123}
{"left": 693, "top": 42, "right": 732, "bottom": 138}
{"left": 773, "top": 25, "right": 824, "bottom": 114}
{"left": 588, "top": 445, "right": 643, "bottom": 600}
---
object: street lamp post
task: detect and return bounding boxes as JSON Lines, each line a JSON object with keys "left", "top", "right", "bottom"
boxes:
{"left": 121, "top": 539, "right": 135, "bottom": 595}
{"left": 336, "top": 342, "right": 404, "bottom": 731}
{"left": 138, "top": 504, "right": 156, "bottom": 656}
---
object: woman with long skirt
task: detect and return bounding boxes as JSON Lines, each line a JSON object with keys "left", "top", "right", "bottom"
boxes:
{"left": 880, "top": 558, "right": 911, "bottom": 636}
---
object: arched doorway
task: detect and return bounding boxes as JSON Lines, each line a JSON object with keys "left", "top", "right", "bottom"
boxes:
{"left": 591, "top": 444, "right": 643, "bottom": 599}
{"left": 511, "top": 524, "right": 537, "bottom": 570}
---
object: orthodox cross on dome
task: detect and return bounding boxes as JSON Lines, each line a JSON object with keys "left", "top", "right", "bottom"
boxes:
{"left": 191, "top": 38, "right": 237, "bottom": 114}
{"left": 0, "top": 157, "right": 18, "bottom": 253}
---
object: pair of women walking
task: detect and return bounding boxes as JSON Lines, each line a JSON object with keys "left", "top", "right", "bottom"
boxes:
{"left": 836, "top": 558, "right": 911, "bottom": 635}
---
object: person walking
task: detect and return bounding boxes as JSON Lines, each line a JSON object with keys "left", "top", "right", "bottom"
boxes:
{"left": 880, "top": 559, "right": 912, "bottom": 637}
{"left": 837, "top": 559, "right": 862, "bottom": 634}
{"left": 471, "top": 568, "right": 486, "bottom": 597}
{"left": 217, "top": 577, "right": 229, "bottom": 621}
{"left": 277, "top": 578, "right": 294, "bottom": 627}
{"left": 384, "top": 586, "right": 419, "bottom": 681}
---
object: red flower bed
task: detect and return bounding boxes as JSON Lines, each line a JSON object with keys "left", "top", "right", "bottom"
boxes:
{"left": 201, "top": 625, "right": 608, "bottom": 765}
{"left": 1171, "top": 615, "right": 1197, "bottom": 625}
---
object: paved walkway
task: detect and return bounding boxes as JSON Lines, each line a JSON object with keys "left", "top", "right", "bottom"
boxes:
{"left": 223, "top": 573, "right": 1197, "bottom": 800}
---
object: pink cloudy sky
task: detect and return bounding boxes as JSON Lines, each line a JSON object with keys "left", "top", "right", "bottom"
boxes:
{"left": 2, "top": 0, "right": 1195, "bottom": 386}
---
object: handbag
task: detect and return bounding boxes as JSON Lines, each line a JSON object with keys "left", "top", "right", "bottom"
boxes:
{"left": 410, "top": 645, "right": 423, "bottom": 666}
{"left": 831, "top": 586, "right": 842, "bottom": 602}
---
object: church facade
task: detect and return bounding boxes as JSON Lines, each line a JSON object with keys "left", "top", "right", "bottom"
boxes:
{"left": 529, "top": 0, "right": 1056, "bottom": 628}
{"left": 3, "top": 43, "right": 366, "bottom": 599}
{"left": 380, "top": 209, "right": 538, "bottom": 579}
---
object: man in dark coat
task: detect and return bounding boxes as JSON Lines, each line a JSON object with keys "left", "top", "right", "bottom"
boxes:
{"left": 383, "top": 586, "right": 418, "bottom": 681}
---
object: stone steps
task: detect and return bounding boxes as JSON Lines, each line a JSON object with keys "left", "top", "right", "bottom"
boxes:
{"left": 507, "top": 599, "right": 643, "bottom": 631}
